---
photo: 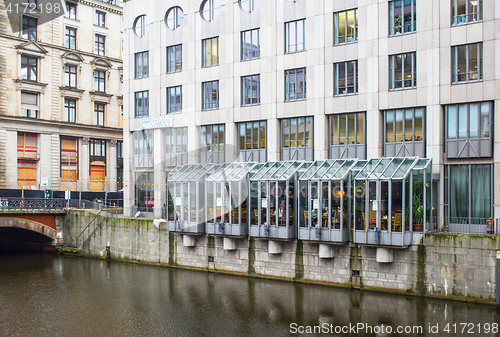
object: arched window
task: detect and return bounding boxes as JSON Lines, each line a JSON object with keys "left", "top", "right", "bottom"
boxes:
{"left": 165, "top": 6, "right": 184, "bottom": 30}
{"left": 239, "top": 0, "right": 261, "bottom": 13}
{"left": 133, "top": 15, "right": 148, "bottom": 37}
{"left": 200, "top": 0, "right": 221, "bottom": 22}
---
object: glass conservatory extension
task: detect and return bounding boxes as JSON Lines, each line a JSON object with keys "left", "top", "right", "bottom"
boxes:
{"left": 205, "top": 162, "right": 263, "bottom": 236}
{"left": 298, "top": 159, "right": 366, "bottom": 242}
{"left": 353, "top": 158, "right": 432, "bottom": 246}
{"left": 166, "top": 164, "right": 220, "bottom": 233}
{"left": 249, "top": 161, "right": 313, "bottom": 239}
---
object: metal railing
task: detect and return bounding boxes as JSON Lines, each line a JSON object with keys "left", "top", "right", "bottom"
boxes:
{"left": 436, "top": 217, "right": 494, "bottom": 235}
{"left": 75, "top": 209, "right": 105, "bottom": 248}
{"left": 0, "top": 198, "right": 65, "bottom": 210}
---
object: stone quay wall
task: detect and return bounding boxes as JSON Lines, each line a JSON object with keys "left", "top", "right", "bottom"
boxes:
{"left": 64, "top": 210, "right": 499, "bottom": 304}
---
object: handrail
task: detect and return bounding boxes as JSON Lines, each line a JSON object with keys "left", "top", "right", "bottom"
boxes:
{"left": 76, "top": 209, "right": 105, "bottom": 248}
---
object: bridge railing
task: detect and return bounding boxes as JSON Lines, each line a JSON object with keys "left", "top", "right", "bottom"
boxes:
{"left": 0, "top": 198, "right": 65, "bottom": 210}
{"left": 0, "top": 198, "right": 123, "bottom": 214}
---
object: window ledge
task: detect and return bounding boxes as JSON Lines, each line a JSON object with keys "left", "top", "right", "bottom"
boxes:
{"left": 285, "top": 98, "right": 306, "bottom": 103}
{"left": 201, "top": 64, "right": 219, "bottom": 69}
{"left": 93, "top": 24, "right": 109, "bottom": 29}
{"left": 285, "top": 49, "right": 306, "bottom": 55}
{"left": 241, "top": 57, "right": 260, "bottom": 62}
{"left": 388, "top": 31, "right": 416, "bottom": 38}
{"left": 202, "top": 108, "right": 220, "bottom": 111}
{"left": 451, "top": 79, "right": 483, "bottom": 85}
{"left": 334, "top": 92, "right": 358, "bottom": 97}
{"left": 451, "top": 20, "right": 482, "bottom": 27}
{"left": 166, "top": 70, "right": 182, "bottom": 74}
{"left": 241, "top": 103, "right": 261, "bottom": 107}
{"left": 14, "top": 79, "right": 48, "bottom": 92}
{"left": 389, "top": 87, "right": 416, "bottom": 91}
{"left": 333, "top": 40, "right": 358, "bottom": 47}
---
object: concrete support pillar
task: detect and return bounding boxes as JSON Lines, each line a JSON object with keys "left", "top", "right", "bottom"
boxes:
{"left": 267, "top": 118, "right": 279, "bottom": 161}
{"left": 223, "top": 237, "right": 237, "bottom": 250}
{"left": 153, "top": 128, "right": 165, "bottom": 218}
{"left": 39, "top": 134, "right": 53, "bottom": 190}
{"left": 107, "top": 140, "right": 117, "bottom": 192}
{"left": 5, "top": 130, "right": 17, "bottom": 189}
{"left": 314, "top": 114, "right": 328, "bottom": 160}
{"left": 268, "top": 240, "right": 283, "bottom": 254}
{"left": 319, "top": 243, "right": 334, "bottom": 258}
{"left": 376, "top": 247, "right": 393, "bottom": 263}
{"left": 79, "top": 137, "right": 89, "bottom": 191}
{"left": 183, "top": 235, "right": 196, "bottom": 247}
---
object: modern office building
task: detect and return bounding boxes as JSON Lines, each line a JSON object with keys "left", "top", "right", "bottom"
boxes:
{"left": 123, "top": 0, "right": 499, "bottom": 227}
{"left": 0, "top": 0, "right": 124, "bottom": 192}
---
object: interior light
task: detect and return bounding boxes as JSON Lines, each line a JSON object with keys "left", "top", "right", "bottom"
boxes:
{"left": 470, "top": 1, "right": 477, "bottom": 5}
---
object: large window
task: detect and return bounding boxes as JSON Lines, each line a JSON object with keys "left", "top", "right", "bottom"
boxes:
{"left": 446, "top": 102, "right": 492, "bottom": 158}
{"left": 384, "top": 108, "right": 425, "bottom": 157}
{"left": 21, "top": 56, "right": 37, "bottom": 81}
{"left": 452, "top": 43, "right": 482, "bottom": 83}
{"left": 285, "top": 19, "right": 305, "bottom": 53}
{"left": 241, "top": 74, "right": 260, "bottom": 106}
{"left": 202, "top": 80, "right": 219, "bottom": 110}
{"left": 65, "top": 2, "right": 77, "bottom": 19}
{"left": 22, "top": 16, "right": 37, "bottom": 41}
{"left": 89, "top": 139, "right": 106, "bottom": 192}
{"left": 95, "top": 34, "right": 105, "bottom": 56}
{"left": 389, "top": 0, "right": 416, "bottom": 35}
{"left": 202, "top": 37, "right": 219, "bottom": 67}
{"left": 94, "top": 103, "right": 105, "bottom": 126}
{"left": 17, "top": 132, "right": 38, "bottom": 189}
{"left": 60, "top": 137, "right": 78, "bottom": 191}
{"left": 64, "top": 98, "right": 76, "bottom": 123}
{"left": 65, "top": 27, "right": 76, "bottom": 49}
{"left": 133, "top": 130, "right": 154, "bottom": 168}
{"left": 134, "top": 51, "right": 148, "bottom": 79}
{"left": 165, "top": 127, "right": 188, "bottom": 167}
{"left": 241, "top": 28, "right": 260, "bottom": 61}
{"left": 116, "top": 140, "right": 123, "bottom": 190}
{"left": 334, "top": 9, "right": 357, "bottom": 44}
{"left": 281, "top": 117, "right": 313, "bottom": 161}
{"left": 444, "top": 164, "right": 492, "bottom": 220}
{"left": 167, "top": 86, "right": 182, "bottom": 114}
{"left": 64, "top": 64, "right": 77, "bottom": 87}
{"left": 452, "top": 0, "right": 482, "bottom": 25}
{"left": 238, "top": 121, "right": 266, "bottom": 163}
{"left": 389, "top": 52, "right": 416, "bottom": 90}
{"left": 201, "top": 124, "right": 224, "bottom": 164}
{"left": 334, "top": 60, "right": 358, "bottom": 95}
{"left": 285, "top": 68, "right": 306, "bottom": 101}
{"left": 165, "top": 6, "right": 184, "bottom": 30}
{"left": 167, "top": 44, "right": 182, "bottom": 73}
{"left": 134, "top": 91, "right": 149, "bottom": 117}
{"left": 200, "top": 0, "right": 221, "bottom": 22}
{"left": 95, "top": 10, "right": 106, "bottom": 27}
{"left": 21, "top": 92, "right": 38, "bottom": 118}
{"left": 329, "top": 113, "right": 365, "bottom": 159}
{"left": 94, "top": 70, "right": 105, "bottom": 92}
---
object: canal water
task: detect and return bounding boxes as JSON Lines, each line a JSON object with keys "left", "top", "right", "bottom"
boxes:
{"left": 0, "top": 252, "right": 498, "bottom": 337}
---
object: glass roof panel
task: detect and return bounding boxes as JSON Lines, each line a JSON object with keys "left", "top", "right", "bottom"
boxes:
{"left": 173, "top": 164, "right": 200, "bottom": 181}
{"left": 392, "top": 158, "right": 418, "bottom": 179}
{"left": 226, "top": 163, "right": 253, "bottom": 180}
{"left": 320, "top": 160, "right": 344, "bottom": 179}
{"left": 356, "top": 159, "right": 382, "bottom": 179}
{"left": 250, "top": 162, "right": 278, "bottom": 181}
{"left": 183, "top": 164, "right": 211, "bottom": 181}
{"left": 261, "top": 162, "right": 286, "bottom": 179}
{"left": 269, "top": 162, "right": 294, "bottom": 180}
{"left": 295, "top": 162, "right": 313, "bottom": 176}
{"left": 367, "top": 158, "right": 393, "bottom": 179}
{"left": 234, "top": 163, "right": 263, "bottom": 181}
{"left": 379, "top": 158, "right": 404, "bottom": 179}
{"left": 352, "top": 160, "right": 368, "bottom": 171}
{"left": 167, "top": 165, "right": 188, "bottom": 181}
{"left": 311, "top": 160, "right": 336, "bottom": 179}
{"left": 412, "top": 158, "right": 431, "bottom": 170}
{"left": 332, "top": 159, "right": 357, "bottom": 179}
{"left": 207, "top": 163, "right": 234, "bottom": 181}
{"left": 299, "top": 161, "right": 326, "bottom": 180}
{"left": 279, "top": 162, "right": 305, "bottom": 180}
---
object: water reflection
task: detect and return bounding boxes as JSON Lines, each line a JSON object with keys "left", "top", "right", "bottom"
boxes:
{"left": 0, "top": 252, "right": 497, "bottom": 336}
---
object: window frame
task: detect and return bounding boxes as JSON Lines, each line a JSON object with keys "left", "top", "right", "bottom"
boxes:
{"left": 281, "top": 117, "right": 313, "bottom": 161}
{"left": 238, "top": 121, "right": 266, "bottom": 163}
{"left": 329, "top": 112, "right": 366, "bottom": 159}
{"left": 21, "top": 55, "right": 38, "bottom": 82}
{"left": 384, "top": 108, "right": 425, "bottom": 157}
{"left": 200, "top": 124, "right": 225, "bottom": 164}
{"left": 165, "top": 127, "right": 188, "bottom": 167}
{"left": 134, "top": 91, "right": 149, "bottom": 118}
{"left": 22, "top": 16, "right": 37, "bottom": 41}
{"left": 200, "top": 0, "right": 221, "bottom": 22}
{"left": 64, "top": 64, "right": 77, "bottom": 87}
{"left": 95, "top": 34, "right": 105, "bottom": 56}
{"left": 239, "top": 0, "right": 260, "bottom": 13}
{"left": 202, "top": 80, "right": 219, "bottom": 111}
{"left": 65, "top": 26, "right": 77, "bottom": 50}
{"left": 451, "top": 0, "right": 482, "bottom": 26}
{"left": 334, "top": 8, "right": 358, "bottom": 45}
{"left": 334, "top": 60, "right": 358, "bottom": 96}
{"left": 285, "top": 19, "right": 306, "bottom": 54}
{"left": 94, "top": 70, "right": 106, "bottom": 92}
{"left": 95, "top": 10, "right": 106, "bottom": 27}
{"left": 94, "top": 102, "right": 105, "bottom": 126}
{"left": 134, "top": 51, "right": 149, "bottom": 79}
{"left": 167, "top": 86, "right": 182, "bottom": 114}
{"left": 65, "top": 2, "right": 77, "bottom": 20}
{"left": 241, "top": 74, "right": 260, "bottom": 106}
{"left": 451, "top": 43, "right": 482, "bottom": 84}
{"left": 202, "top": 37, "right": 219, "bottom": 68}
{"left": 165, "top": 6, "right": 184, "bottom": 30}
{"left": 285, "top": 68, "right": 306, "bottom": 102}
{"left": 64, "top": 98, "right": 76, "bottom": 123}
{"left": 389, "top": 52, "right": 417, "bottom": 90}
{"left": 21, "top": 91, "right": 39, "bottom": 118}
{"left": 167, "top": 44, "right": 182, "bottom": 73}
{"left": 241, "top": 28, "right": 260, "bottom": 61}
{"left": 133, "top": 15, "right": 148, "bottom": 37}
{"left": 388, "top": 0, "right": 416, "bottom": 36}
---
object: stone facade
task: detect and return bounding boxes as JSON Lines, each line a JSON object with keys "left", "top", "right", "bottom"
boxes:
{"left": 0, "top": 0, "right": 123, "bottom": 191}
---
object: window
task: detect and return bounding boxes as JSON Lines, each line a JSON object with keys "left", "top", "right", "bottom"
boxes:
{"left": 64, "top": 98, "right": 76, "bottom": 123}
{"left": 94, "top": 103, "right": 105, "bottom": 126}
{"left": 389, "top": 52, "right": 416, "bottom": 90}
{"left": 167, "top": 86, "right": 182, "bottom": 114}
{"left": 95, "top": 10, "right": 106, "bottom": 27}
{"left": 202, "top": 80, "right": 219, "bottom": 110}
{"left": 446, "top": 102, "right": 492, "bottom": 158}
{"left": 64, "top": 64, "right": 77, "bottom": 87}
{"left": 133, "top": 130, "right": 154, "bottom": 168}
{"left": 89, "top": 139, "right": 106, "bottom": 191}
{"left": 281, "top": 117, "right": 313, "bottom": 161}
{"left": 65, "top": 27, "right": 76, "bottom": 49}
{"left": 334, "top": 60, "right": 358, "bottom": 95}
{"left": 452, "top": 43, "right": 482, "bottom": 83}
{"left": 95, "top": 34, "right": 105, "bottom": 56}
{"left": 384, "top": 108, "right": 425, "bottom": 157}
{"left": 334, "top": 9, "right": 358, "bottom": 44}
{"left": 165, "top": 6, "right": 184, "bottom": 30}
{"left": 285, "top": 19, "right": 305, "bottom": 53}
{"left": 444, "top": 164, "right": 492, "bottom": 220}
{"left": 167, "top": 44, "right": 182, "bottom": 73}
{"left": 238, "top": 121, "right": 266, "bottom": 163}
{"left": 165, "top": 127, "right": 188, "bottom": 167}
{"left": 21, "top": 55, "right": 37, "bottom": 81}
{"left": 389, "top": 0, "right": 416, "bottom": 35}
{"left": 241, "top": 74, "right": 260, "bottom": 106}
{"left": 116, "top": 140, "right": 123, "bottom": 190}
{"left": 241, "top": 28, "right": 260, "bottom": 61}
{"left": 452, "top": 0, "right": 482, "bottom": 25}
{"left": 65, "top": 2, "right": 77, "bottom": 19}
{"left": 202, "top": 37, "right": 219, "bottom": 67}
{"left": 133, "top": 15, "right": 148, "bottom": 37}
{"left": 239, "top": 0, "right": 261, "bottom": 12}
{"left": 21, "top": 92, "right": 38, "bottom": 118}
{"left": 285, "top": 68, "right": 306, "bottom": 101}
{"left": 134, "top": 51, "right": 148, "bottom": 79}
{"left": 22, "top": 16, "right": 37, "bottom": 41}
{"left": 60, "top": 137, "right": 78, "bottom": 190}
{"left": 134, "top": 91, "right": 149, "bottom": 117}
{"left": 200, "top": 0, "right": 221, "bottom": 22}
{"left": 94, "top": 70, "right": 105, "bottom": 92}
{"left": 17, "top": 132, "right": 38, "bottom": 189}
{"left": 200, "top": 124, "right": 224, "bottom": 164}
{"left": 329, "top": 113, "right": 365, "bottom": 159}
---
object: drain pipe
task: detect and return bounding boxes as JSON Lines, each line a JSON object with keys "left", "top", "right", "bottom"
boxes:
{"left": 497, "top": 251, "right": 500, "bottom": 308}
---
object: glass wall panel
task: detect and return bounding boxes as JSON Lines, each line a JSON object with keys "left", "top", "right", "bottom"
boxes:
{"left": 331, "top": 181, "right": 341, "bottom": 229}
{"left": 207, "top": 181, "right": 214, "bottom": 223}
{"left": 299, "top": 180, "right": 308, "bottom": 227}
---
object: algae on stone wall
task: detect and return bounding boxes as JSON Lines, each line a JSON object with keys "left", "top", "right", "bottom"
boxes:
{"left": 248, "top": 237, "right": 255, "bottom": 275}
{"left": 294, "top": 240, "right": 304, "bottom": 280}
